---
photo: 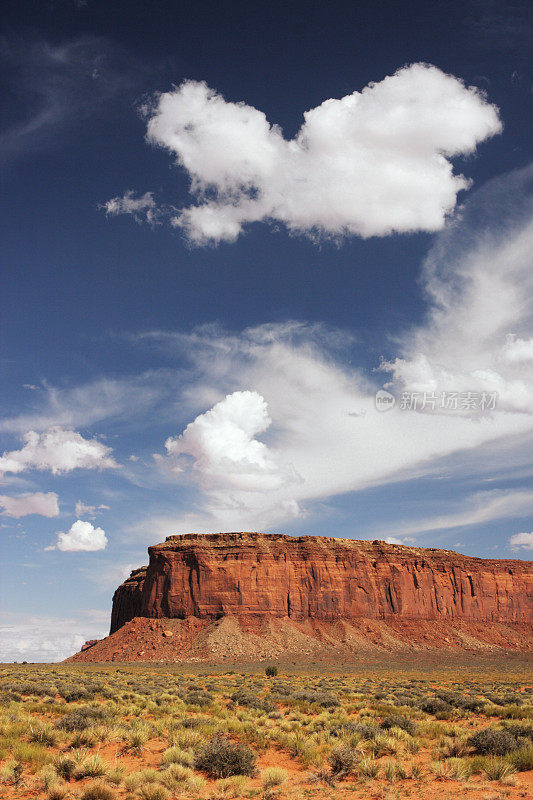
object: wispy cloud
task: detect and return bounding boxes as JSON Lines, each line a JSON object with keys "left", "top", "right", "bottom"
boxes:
{"left": 0, "top": 36, "right": 137, "bottom": 161}
{"left": 387, "top": 489, "right": 533, "bottom": 537}
{"left": 0, "top": 371, "right": 182, "bottom": 434}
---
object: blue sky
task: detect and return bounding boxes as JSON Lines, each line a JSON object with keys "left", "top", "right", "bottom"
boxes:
{"left": 1, "top": 0, "right": 532, "bottom": 661}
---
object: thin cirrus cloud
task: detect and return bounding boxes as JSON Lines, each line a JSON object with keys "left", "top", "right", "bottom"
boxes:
{"left": 0, "top": 427, "right": 118, "bottom": 475}
{"left": 106, "top": 63, "right": 502, "bottom": 244}
{"left": 0, "top": 371, "right": 182, "bottom": 435}
{"left": 385, "top": 489, "right": 533, "bottom": 538}
{"left": 0, "top": 36, "right": 137, "bottom": 162}
{"left": 146, "top": 167, "right": 533, "bottom": 534}
{"left": 49, "top": 519, "right": 108, "bottom": 552}
{"left": 0, "top": 491, "right": 60, "bottom": 518}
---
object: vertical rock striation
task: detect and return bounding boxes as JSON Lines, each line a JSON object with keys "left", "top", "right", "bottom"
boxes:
{"left": 109, "top": 533, "right": 533, "bottom": 634}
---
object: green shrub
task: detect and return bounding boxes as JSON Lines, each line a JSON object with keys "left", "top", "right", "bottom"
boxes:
{"left": 230, "top": 689, "right": 274, "bottom": 712}
{"left": 292, "top": 689, "right": 339, "bottom": 708}
{"left": 421, "top": 699, "right": 452, "bottom": 715}
{"left": 182, "top": 690, "right": 213, "bottom": 707}
{"left": 481, "top": 757, "right": 516, "bottom": 781}
{"left": 194, "top": 735, "right": 257, "bottom": 778}
{"left": 55, "top": 705, "right": 105, "bottom": 732}
{"left": 508, "top": 743, "right": 533, "bottom": 771}
{"left": 29, "top": 723, "right": 58, "bottom": 747}
{"left": 161, "top": 745, "right": 194, "bottom": 767}
{"left": 468, "top": 727, "right": 518, "bottom": 756}
{"left": 380, "top": 715, "right": 415, "bottom": 735}
{"left": 54, "top": 755, "right": 76, "bottom": 780}
{"left": 265, "top": 666, "right": 278, "bottom": 677}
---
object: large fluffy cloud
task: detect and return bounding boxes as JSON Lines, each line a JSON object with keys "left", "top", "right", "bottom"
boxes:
{"left": 0, "top": 491, "right": 59, "bottom": 518}
{"left": 108, "top": 63, "right": 501, "bottom": 244}
{"left": 164, "top": 390, "right": 298, "bottom": 492}
{"left": 0, "top": 427, "right": 118, "bottom": 475}
{"left": 150, "top": 168, "right": 532, "bottom": 533}
{"left": 52, "top": 520, "right": 108, "bottom": 552}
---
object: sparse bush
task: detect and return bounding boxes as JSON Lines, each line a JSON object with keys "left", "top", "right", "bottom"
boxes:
{"left": 194, "top": 735, "right": 257, "bottom": 778}
{"left": 0, "top": 760, "right": 24, "bottom": 786}
{"left": 422, "top": 698, "right": 452, "bottom": 715}
{"left": 54, "top": 754, "right": 76, "bottom": 780}
{"left": 293, "top": 689, "right": 339, "bottom": 707}
{"left": 55, "top": 705, "right": 105, "bottom": 732}
{"left": 261, "top": 766, "right": 288, "bottom": 787}
{"left": 231, "top": 688, "right": 274, "bottom": 712}
{"left": 468, "top": 727, "right": 518, "bottom": 755}
{"left": 80, "top": 780, "right": 116, "bottom": 800}
{"left": 182, "top": 690, "right": 213, "bottom": 707}
{"left": 349, "top": 722, "right": 379, "bottom": 739}
{"left": 482, "top": 757, "right": 516, "bottom": 781}
{"left": 328, "top": 744, "right": 358, "bottom": 776}
{"left": 47, "top": 786, "right": 69, "bottom": 800}
{"left": 380, "top": 715, "right": 415, "bottom": 735}
{"left": 161, "top": 745, "right": 193, "bottom": 767}
{"left": 508, "top": 743, "right": 533, "bottom": 771}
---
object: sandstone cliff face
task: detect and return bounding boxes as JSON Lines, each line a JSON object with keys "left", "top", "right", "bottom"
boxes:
{"left": 109, "top": 533, "right": 533, "bottom": 634}
{"left": 110, "top": 566, "right": 147, "bottom": 634}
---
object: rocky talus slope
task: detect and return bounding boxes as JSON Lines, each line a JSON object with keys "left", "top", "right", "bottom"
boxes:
{"left": 68, "top": 532, "right": 533, "bottom": 662}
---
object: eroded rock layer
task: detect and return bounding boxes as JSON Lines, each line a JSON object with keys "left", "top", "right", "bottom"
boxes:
{"left": 109, "top": 533, "right": 533, "bottom": 634}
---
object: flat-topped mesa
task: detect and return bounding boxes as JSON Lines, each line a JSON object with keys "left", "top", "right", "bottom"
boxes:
{"left": 109, "top": 532, "right": 533, "bottom": 634}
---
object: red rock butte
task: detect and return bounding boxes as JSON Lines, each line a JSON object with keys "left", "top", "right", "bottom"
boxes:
{"left": 69, "top": 532, "right": 533, "bottom": 663}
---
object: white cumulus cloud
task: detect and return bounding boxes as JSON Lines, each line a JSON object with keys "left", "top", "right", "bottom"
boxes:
{"left": 0, "top": 427, "right": 118, "bottom": 475}
{"left": 164, "top": 390, "right": 298, "bottom": 492}
{"left": 510, "top": 531, "right": 533, "bottom": 550}
{"left": 113, "top": 63, "right": 501, "bottom": 244}
{"left": 52, "top": 520, "right": 108, "bottom": 552}
{"left": 0, "top": 491, "right": 59, "bottom": 518}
